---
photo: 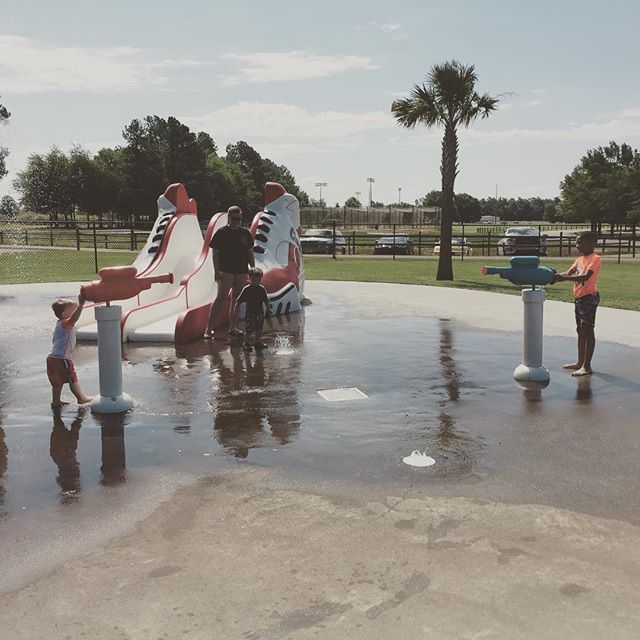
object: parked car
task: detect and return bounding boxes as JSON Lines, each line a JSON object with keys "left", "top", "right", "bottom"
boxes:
{"left": 433, "top": 237, "right": 472, "bottom": 256}
{"left": 497, "top": 227, "right": 547, "bottom": 256}
{"left": 300, "top": 228, "right": 347, "bottom": 254}
{"left": 373, "top": 235, "right": 413, "bottom": 255}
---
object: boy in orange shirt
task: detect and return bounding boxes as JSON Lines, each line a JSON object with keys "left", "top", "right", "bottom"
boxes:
{"left": 553, "top": 230, "right": 601, "bottom": 376}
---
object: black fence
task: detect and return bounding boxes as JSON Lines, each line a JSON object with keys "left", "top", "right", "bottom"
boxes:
{"left": 0, "top": 220, "right": 637, "bottom": 284}
{"left": 307, "top": 222, "right": 639, "bottom": 262}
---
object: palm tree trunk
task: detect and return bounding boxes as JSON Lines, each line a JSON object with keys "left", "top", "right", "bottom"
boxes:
{"left": 437, "top": 123, "right": 458, "bottom": 281}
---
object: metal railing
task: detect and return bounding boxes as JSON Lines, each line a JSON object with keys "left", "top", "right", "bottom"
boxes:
{"left": 0, "top": 219, "right": 637, "bottom": 285}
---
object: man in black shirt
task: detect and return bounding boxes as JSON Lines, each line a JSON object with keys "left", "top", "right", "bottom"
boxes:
{"left": 204, "top": 206, "right": 255, "bottom": 338}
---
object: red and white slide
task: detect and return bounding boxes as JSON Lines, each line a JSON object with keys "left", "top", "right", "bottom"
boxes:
{"left": 76, "top": 183, "right": 227, "bottom": 343}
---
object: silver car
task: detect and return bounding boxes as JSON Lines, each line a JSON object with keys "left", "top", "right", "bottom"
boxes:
{"left": 497, "top": 227, "right": 547, "bottom": 256}
{"left": 300, "top": 228, "right": 347, "bottom": 254}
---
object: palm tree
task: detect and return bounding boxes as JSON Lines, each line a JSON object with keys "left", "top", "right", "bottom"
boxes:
{"left": 392, "top": 61, "right": 499, "bottom": 280}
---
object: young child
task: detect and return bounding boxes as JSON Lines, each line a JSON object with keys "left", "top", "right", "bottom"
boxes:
{"left": 47, "top": 294, "right": 93, "bottom": 407}
{"left": 232, "top": 267, "right": 272, "bottom": 352}
{"left": 553, "top": 230, "right": 601, "bottom": 376}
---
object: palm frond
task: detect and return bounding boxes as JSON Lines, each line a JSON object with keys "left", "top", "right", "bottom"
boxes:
{"left": 391, "top": 84, "right": 442, "bottom": 128}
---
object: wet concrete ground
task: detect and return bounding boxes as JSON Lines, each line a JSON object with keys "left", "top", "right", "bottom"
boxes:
{"left": 1, "top": 281, "right": 639, "bottom": 638}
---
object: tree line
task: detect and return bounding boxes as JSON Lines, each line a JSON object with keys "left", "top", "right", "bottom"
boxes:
{"left": 415, "top": 191, "right": 559, "bottom": 223}
{"left": 414, "top": 141, "right": 640, "bottom": 227}
{"left": 8, "top": 115, "right": 309, "bottom": 222}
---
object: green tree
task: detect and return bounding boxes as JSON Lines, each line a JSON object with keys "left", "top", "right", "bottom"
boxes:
{"left": 0, "top": 195, "right": 18, "bottom": 218}
{"left": 543, "top": 202, "right": 557, "bottom": 223}
{"left": 69, "top": 146, "right": 124, "bottom": 220}
{"left": 120, "top": 115, "right": 213, "bottom": 219}
{"left": 416, "top": 190, "right": 441, "bottom": 207}
{"left": 559, "top": 141, "right": 640, "bottom": 229}
{"left": 0, "top": 96, "right": 10, "bottom": 182}
{"left": 345, "top": 196, "right": 361, "bottom": 207}
{"left": 392, "top": 61, "right": 499, "bottom": 280}
{"left": 15, "top": 147, "right": 75, "bottom": 221}
{"left": 261, "top": 157, "right": 309, "bottom": 205}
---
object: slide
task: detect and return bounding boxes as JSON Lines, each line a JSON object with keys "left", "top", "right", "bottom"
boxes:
{"left": 250, "top": 182, "right": 305, "bottom": 315}
{"left": 76, "top": 183, "right": 227, "bottom": 343}
{"left": 175, "top": 182, "right": 305, "bottom": 340}
{"left": 77, "top": 181, "right": 305, "bottom": 344}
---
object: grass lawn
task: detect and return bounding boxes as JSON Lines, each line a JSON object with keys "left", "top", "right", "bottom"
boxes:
{"left": 0, "top": 250, "right": 637, "bottom": 312}
{"left": 0, "top": 250, "right": 138, "bottom": 285}
{"left": 304, "top": 257, "right": 640, "bottom": 311}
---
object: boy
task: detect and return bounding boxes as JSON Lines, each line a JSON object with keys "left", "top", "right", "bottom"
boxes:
{"left": 232, "top": 267, "right": 272, "bottom": 352}
{"left": 47, "top": 294, "right": 93, "bottom": 407}
{"left": 553, "top": 230, "right": 601, "bottom": 377}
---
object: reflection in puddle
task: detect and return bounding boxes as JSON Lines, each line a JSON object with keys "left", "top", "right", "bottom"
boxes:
{"left": 49, "top": 409, "right": 129, "bottom": 498}
{"left": 575, "top": 377, "right": 592, "bottom": 403}
{"left": 94, "top": 413, "right": 127, "bottom": 486}
{"left": 207, "top": 317, "right": 304, "bottom": 458}
{"left": 50, "top": 407, "right": 84, "bottom": 501}
{"left": 428, "top": 320, "right": 483, "bottom": 477}
{"left": 0, "top": 425, "right": 7, "bottom": 517}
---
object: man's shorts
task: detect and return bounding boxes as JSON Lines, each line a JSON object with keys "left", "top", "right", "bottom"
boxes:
{"left": 574, "top": 292, "right": 600, "bottom": 330}
{"left": 219, "top": 272, "right": 248, "bottom": 290}
{"left": 47, "top": 356, "right": 78, "bottom": 386}
{"left": 245, "top": 312, "right": 264, "bottom": 333}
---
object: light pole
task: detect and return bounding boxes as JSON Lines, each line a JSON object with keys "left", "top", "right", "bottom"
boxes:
{"left": 314, "top": 182, "right": 327, "bottom": 207}
{"left": 355, "top": 191, "right": 361, "bottom": 206}
{"left": 366, "top": 177, "right": 375, "bottom": 207}
{"left": 398, "top": 187, "right": 402, "bottom": 205}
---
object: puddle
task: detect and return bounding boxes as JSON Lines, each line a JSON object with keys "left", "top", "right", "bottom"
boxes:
{"left": 1, "top": 287, "right": 640, "bottom": 591}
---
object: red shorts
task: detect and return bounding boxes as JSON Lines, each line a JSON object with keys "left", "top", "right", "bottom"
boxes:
{"left": 47, "top": 356, "right": 78, "bottom": 386}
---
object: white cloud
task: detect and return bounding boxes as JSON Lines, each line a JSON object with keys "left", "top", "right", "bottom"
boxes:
{"left": 523, "top": 100, "right": 543, "bottom": 107}
{"left": 182, "top": 102, "right": 393, "bottom": 153}
{"left": 397, "top": 109, "right": 640, "bottom": 146}
{"left": 355, "top": 22, "right": 408, "bottom": 40}
{"left": 0, "top": 35, "right": 214, "bottom": 93}
{"left": 220, "top": 51, "right": 377, "bottom": 85}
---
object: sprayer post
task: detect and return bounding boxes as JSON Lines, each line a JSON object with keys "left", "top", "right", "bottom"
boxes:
{"left": 513, "top": 287, "right": 550, "bottom": 388}
{"left": 90, "top": 305, "right": 134, "bottom": 413}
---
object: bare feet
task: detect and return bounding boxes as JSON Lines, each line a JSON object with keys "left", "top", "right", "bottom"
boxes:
{"left": 571, "top": 367, "right": 592, "bottom": 377}
{"left": 51, "top": 401, "right": 70, "bottom": 408}
{"left": 562, "top": 363, "right": 581, "bottom": 370}
{"left": 78, "top": 396, "right": 94, "bottom": 404}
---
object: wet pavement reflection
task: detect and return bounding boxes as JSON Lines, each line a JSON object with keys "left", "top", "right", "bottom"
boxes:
{"left": 0, "top": 287, "right": 640, "bottom": 564}
{"left": 50, "top": 407, "right": 83, "bottom": 500}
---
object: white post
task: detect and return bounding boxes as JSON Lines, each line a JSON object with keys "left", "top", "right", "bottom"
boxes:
{"left": 513, "top": 287, "right": 550, "bottom": 388}
{"left": 90, "top": 305, "right": 134, "bottom": 414}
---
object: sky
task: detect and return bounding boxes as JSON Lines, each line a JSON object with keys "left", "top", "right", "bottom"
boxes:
{"left": 1, "top": 0, "right": 640, "bottom": 208}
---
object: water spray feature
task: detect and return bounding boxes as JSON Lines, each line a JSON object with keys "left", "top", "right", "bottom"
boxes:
{"left": 482, "top": 256, "right": 557, "bottom": 388}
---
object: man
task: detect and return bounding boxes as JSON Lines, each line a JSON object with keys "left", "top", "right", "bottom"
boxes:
{"left": 204, "top": 206, "right": 255, "bottom": 338}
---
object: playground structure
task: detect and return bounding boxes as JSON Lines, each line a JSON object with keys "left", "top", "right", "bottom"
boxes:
{"left": 483, "top": 256, "right": 557, "bottom": 388}
{"left": 250, "top": 182, "right": 305, "bottom": 317}
{"left": 76, "top": 182, "right": 304, "bottom": 344}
